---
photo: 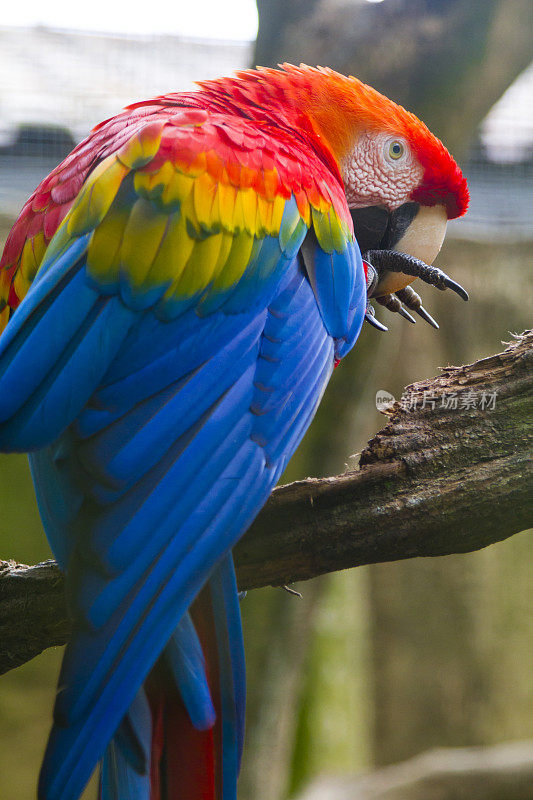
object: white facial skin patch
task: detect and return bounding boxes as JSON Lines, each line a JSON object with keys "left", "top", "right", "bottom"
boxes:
{"left": 342, "top": 132, "right": 424, "bottom": 210}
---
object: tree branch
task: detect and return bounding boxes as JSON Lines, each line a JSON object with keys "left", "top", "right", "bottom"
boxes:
{"left": 1, "top": 331, "right": 531, "bottom": 675}
{"left": 295, "top": 740, "right": 533, "bottom": 800}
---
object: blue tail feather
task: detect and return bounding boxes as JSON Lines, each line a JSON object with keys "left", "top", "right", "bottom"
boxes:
{"left": 210, "top": 553, "right": 246, "bottom": 779}
{"left": 165, "top": 612, "right": 216, "bottom": 731}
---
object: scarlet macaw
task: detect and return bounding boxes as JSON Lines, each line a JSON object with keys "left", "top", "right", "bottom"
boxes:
{"left": 0, "top": 65, "right": 468, "bottom": 800}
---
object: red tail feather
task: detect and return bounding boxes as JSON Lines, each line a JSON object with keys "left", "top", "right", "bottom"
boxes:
{"left": 147, "top": 586, "right": 222, "bottom": 800}
{"left": 165, "top": 701, "right": 216, "bottom": 800}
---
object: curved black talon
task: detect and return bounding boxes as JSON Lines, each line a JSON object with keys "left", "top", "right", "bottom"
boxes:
{"left": 364, "top": 249, "right": 469, "bottom": 302}
{"left": 376, "top": 293, "right": 416, "bottom": 324}
{"left": 397, "top": 305, "right": 417, "bottom": 323}
{"left": 365, "top": 305, "right": 388, "bottom": 332}
{"left": 396, "top": 287, "right": 440, "bottom": 329}
{"left": 413, "top": 304, "right": 439, "bottom": 329}
{"left": 441, "top": 276, "right": 469, "bottom": 301}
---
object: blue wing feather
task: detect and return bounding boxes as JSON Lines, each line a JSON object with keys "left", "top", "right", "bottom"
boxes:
{"left": 29, "top": 436, "right": 84, "bottom": 569}
{"left": 0, "top": 241, "right": 136, "bottom": 452}
{"left": 300, "top": 231, "right": 364, "bottom": 339}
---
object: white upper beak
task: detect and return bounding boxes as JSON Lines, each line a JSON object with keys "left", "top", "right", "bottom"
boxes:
{"left": 375, "top": 204, "right": 448, "bottom": 296}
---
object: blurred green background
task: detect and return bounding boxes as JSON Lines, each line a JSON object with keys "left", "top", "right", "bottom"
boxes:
{"left": 0, "top": 1, "right": 532, "bottom": 798}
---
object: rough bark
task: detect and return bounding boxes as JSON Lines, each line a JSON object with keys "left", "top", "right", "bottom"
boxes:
{"left": 237, "top": 328, "right": 532, "bottom": 587}
{"left": 295, "top": 740, "right": 533, "bottom": 800}
{"left": 0, "top": 560, "right": 70, "bottom": 677}
{"left": 0, "top": 331, "right": 530, "bottom": 677}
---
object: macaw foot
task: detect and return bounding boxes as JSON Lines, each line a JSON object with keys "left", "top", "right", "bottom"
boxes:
{"left": 363, "top": 250, "right": 468, "bottom": 330}
{"left": 364, "top": 249, "right": 469, "bottom": 300}
{"left": 375, "top": 286, "right": 440, "bottom": 329}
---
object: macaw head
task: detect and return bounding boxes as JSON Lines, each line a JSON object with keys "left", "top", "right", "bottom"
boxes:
{"left": 238, "top": 65, "right": 470, "bottom": 327}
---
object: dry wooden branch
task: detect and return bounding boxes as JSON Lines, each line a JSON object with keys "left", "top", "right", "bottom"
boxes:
{"left": 1, "top": 331, "right": 531, "bottom": 675}
{"left": 295, "top": 740, "right": 533, "bottom": 800}
{"left": 237, "top": 330, "right": 533, "bottom": 588}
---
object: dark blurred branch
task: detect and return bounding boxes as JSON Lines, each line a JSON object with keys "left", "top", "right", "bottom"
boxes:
{"left": 295, "top": 740, "right": 533, "bottom": 800}
{"left": 1, "top": 331, "right": 532, "bottom": 675}
{"left": 254, "top": 0, "right": 533, "bottom": 154}
{"left": 0, "top": 560, "right": 70, "bottom": 675}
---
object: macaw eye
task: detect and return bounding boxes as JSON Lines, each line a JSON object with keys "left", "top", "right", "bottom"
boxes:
{"left": 388, "top": 140, "right": 405, "bottom": 160}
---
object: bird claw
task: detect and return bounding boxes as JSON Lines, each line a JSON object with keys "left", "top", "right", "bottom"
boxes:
{"left": 396, "top": 286, "right": 440, "bottom": 329}
{"left": 440, "top": 275, "right": 469, "bottom": 301}
{"left": 371, "top": 285, "right": 441, "bottom": 330}
{"left": 376, "top": 293, "right": 416, "bottom": 324}
{"left": 363, "top": 249, "right": 469, "bottom": 302}
{"left": 412, "top": 303, "right": 439, "bottom": 329}
{"left": 397, "top": 305, "right": 417, "bottom": 324}
{"left": 365, "top": 305, "right": 388, "bottom": 331}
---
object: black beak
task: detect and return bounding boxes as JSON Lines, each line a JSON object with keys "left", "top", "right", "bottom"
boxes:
{"left": 350, "top": 202, "right": 420, "bottom": 253}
